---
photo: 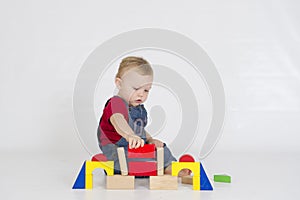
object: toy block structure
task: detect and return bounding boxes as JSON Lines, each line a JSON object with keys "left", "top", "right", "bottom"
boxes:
{"left": 172, "top": 161, "right": 200, "bottom": 190}
{"left": 149, "top": 175, "right": 178, "bottom": 190}
{"left": 72, "top": 160, "right": 114, "bottom": 189}
{"left": 157, "top": 147, "right": 164, "bottom": 176}
{"left": 106, "top": 175, "right": 135, "bottom": 189}
{"left": 214, "top": 174, "right": 231, "bottom": 183}
{"left": 127, "top": 144, "right": 156, "bottom": 159}
{"left": 73, "top": 148, "right": 214, "bottom": 191}
{"left": 128, "top": 161, "right": 157, "bottom": 176}
{"left": 117, "top": 147, "right": 128, "bottom": 175}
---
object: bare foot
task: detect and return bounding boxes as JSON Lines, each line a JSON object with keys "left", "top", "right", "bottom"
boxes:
{"left": 164, "top": 165, "right": 172, "bottom": 175}
{"left": 178, "top": 168, "right": 192, "bottom": 177}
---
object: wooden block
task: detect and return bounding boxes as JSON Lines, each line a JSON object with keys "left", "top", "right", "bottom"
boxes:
{"left": 179, "top": 154, "right": 195, "bottom": 162}
{"left": 157, "top": 147, "right": 164, "bottom": 176}
{"left": 181, "top": 176, "right": 193, "bottom": 185}
{"left": 106, "top": 175, "right": 135, "bottom": 190}
{"left": 171, "top": 162, "right": 200, "bottom": 190}
{"left": 214, "top": 174, "right": 231, "bottom": 183}
{"left": 149, "top": 175, "right": 178, "bottom": 190}
{"left": 85, "top": 161, "right": 114, "bottom": 176}
{"left": 128, "top": 144, "right": 156, "bottom": 159}
{"left": 117, "top": 147, "right": 128, "bottom": 175}
{"left": 193, "top": 176, "right": 200, "bottom": 190}
{"left": 128, "top": 161, "right": 157, "bottom": 176}
{"left": 171, "top": 162, "right": 200, "bottom": 177}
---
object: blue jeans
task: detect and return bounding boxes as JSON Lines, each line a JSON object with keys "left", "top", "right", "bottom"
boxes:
{"left": 99, "top": 138, "right": 177, "bottom": 175}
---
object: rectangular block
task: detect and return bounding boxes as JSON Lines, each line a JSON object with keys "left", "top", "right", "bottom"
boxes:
{"left": 150, "top": 175, "right": 178, "bottom": 190}
{"left": 157, "top": 147, "right": 164, "bottom": 176}
{"left": 214, "top": 174, "right": 231, "bottom": 183}
{"left": 181, "top": 176, "right": 193, "bottom": 185}
{"left": 128, "top": 144, "right": 156, "bottom": 159}
{"left": 128, "top": 161, "right": 157, "bottom": 176}
{"left": 106, "top": 175, "right": 135, "bottom": 189}
{"left": 117, "top": 147, "right": 128, "bottom": 175}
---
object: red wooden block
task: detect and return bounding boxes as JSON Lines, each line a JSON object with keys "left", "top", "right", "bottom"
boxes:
{"left": 179, "top": 154, "right": 195, "bottom": 162}
{"left": 127, "top": 144, "right": 156, "bottom": 159}
{"left": 91, "top": 153, "right": 108, "bottom": 162}
{"left": 128, "top": 161, "right": 157, "bottom": 176}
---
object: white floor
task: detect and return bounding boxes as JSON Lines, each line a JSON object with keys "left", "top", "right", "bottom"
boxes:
{"left": 1, "top": 150, "right": 299, "bottom": 200}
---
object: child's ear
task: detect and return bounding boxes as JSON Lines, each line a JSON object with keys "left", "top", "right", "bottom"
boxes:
{"left": 115, "top": 77, "right": 122, "bottom": 89}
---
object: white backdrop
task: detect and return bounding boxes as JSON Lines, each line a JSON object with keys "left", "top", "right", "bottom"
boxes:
{"left": 1, "top": 0, "right": 300, "bottom": 156}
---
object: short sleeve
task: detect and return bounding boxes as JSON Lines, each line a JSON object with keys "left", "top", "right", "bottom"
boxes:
{"left": 105, "top": 96, "right": 128, "bottom": 121}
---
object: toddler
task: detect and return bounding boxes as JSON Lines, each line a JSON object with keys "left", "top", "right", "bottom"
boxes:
{"left": 97, "top": 56, "right": 190, "bottom": 176}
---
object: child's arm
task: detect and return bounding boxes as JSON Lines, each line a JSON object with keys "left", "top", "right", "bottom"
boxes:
{"left": 110, "top": 113, "right": 144, "bottom": 149}
{"left": 145, "top": 131, "right": 164, "bottom": 148}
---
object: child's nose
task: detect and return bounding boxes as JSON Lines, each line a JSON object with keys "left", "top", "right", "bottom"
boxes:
{"left": 137, "top": 90, "right": 144, "bottom": 97}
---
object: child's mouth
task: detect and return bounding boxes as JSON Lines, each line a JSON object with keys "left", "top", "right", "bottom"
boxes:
{"left": 135, "top": 100, "right": 142, "bottom": 103}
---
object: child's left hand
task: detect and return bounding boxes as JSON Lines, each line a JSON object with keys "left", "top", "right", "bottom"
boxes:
{"left": 148, "top": 138, "right": 164, "bottom": 148}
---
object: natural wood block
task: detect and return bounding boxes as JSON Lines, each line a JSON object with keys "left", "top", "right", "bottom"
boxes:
{"left": 149, "top": 175, "right": 178, "bottom": 190}
{"left": 117, "top": 147, "right": 128, "bottom": 175}
{"left": 157, "top": 147, "right": 164, "bottom": 176}
{"left": 181, "top": 176, "right": 193, "bottom": 185}
{"left": 106, "top": 175, "right": 135, "bottom": 190}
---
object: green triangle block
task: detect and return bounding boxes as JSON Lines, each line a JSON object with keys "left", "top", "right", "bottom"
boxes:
{"left": 200, "top": 163, "right": 213, "bottom": 190}
{"left": 72, "top": 161, "right": 86, "bottom": 189}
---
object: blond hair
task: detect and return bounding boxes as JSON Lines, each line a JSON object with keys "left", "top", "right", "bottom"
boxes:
{"left": 116, "top": 56, "right": 153, "bottom": 78}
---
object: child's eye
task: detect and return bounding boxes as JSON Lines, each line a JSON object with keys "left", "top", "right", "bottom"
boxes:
{"left": 144, "top": 90, "right": 149, "bottom": 93}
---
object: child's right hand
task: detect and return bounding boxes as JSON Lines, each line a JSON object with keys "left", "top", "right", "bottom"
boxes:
{"left": 126, "top": 135, "right": 144, "bottom": 149}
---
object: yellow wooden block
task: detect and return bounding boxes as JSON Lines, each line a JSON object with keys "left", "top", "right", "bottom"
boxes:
{"left": 193, "top": 176, "right": 200, "bottom": 190}
{"left": 171, "top": 162, "right": 200, "bottom": 176}
{"left": 85, "top": 161, "right": 114, "bottom": 175}
{"left": 149, "top": 175, "right": 178, "bottom": 190}
{"left": 171, "top": 162, "right": 200, "bottom": 190}
{"left": 85, "top": 174, "right": 93, "bottom": 189}
{"left": 106, "top": 175, "right": 135, "bottom": 190}
{"left": 85, "top": 161, "right": 114, "bottom": 189}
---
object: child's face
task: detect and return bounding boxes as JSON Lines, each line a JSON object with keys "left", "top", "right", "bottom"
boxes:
{"left": 116, "top": 69, "right": 153, "bottom": 107}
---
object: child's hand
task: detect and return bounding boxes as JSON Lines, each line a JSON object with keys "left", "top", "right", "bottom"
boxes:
{"left": 148, "top": 138, "right": 164, "bottom": 148}
{"left": 127, "top": 135, "right": 145, "bottom": 149}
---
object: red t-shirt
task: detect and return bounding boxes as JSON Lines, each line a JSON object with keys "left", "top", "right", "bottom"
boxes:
{"left": 98, "top": 96, "right": 129, "bottom": 146}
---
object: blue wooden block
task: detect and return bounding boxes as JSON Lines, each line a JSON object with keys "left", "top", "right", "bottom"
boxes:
{"left": 72, "top": 161, "right": 86, "bottom": 189}
{"left": 200, "top": 163, "right": 213, "bottom": 190}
